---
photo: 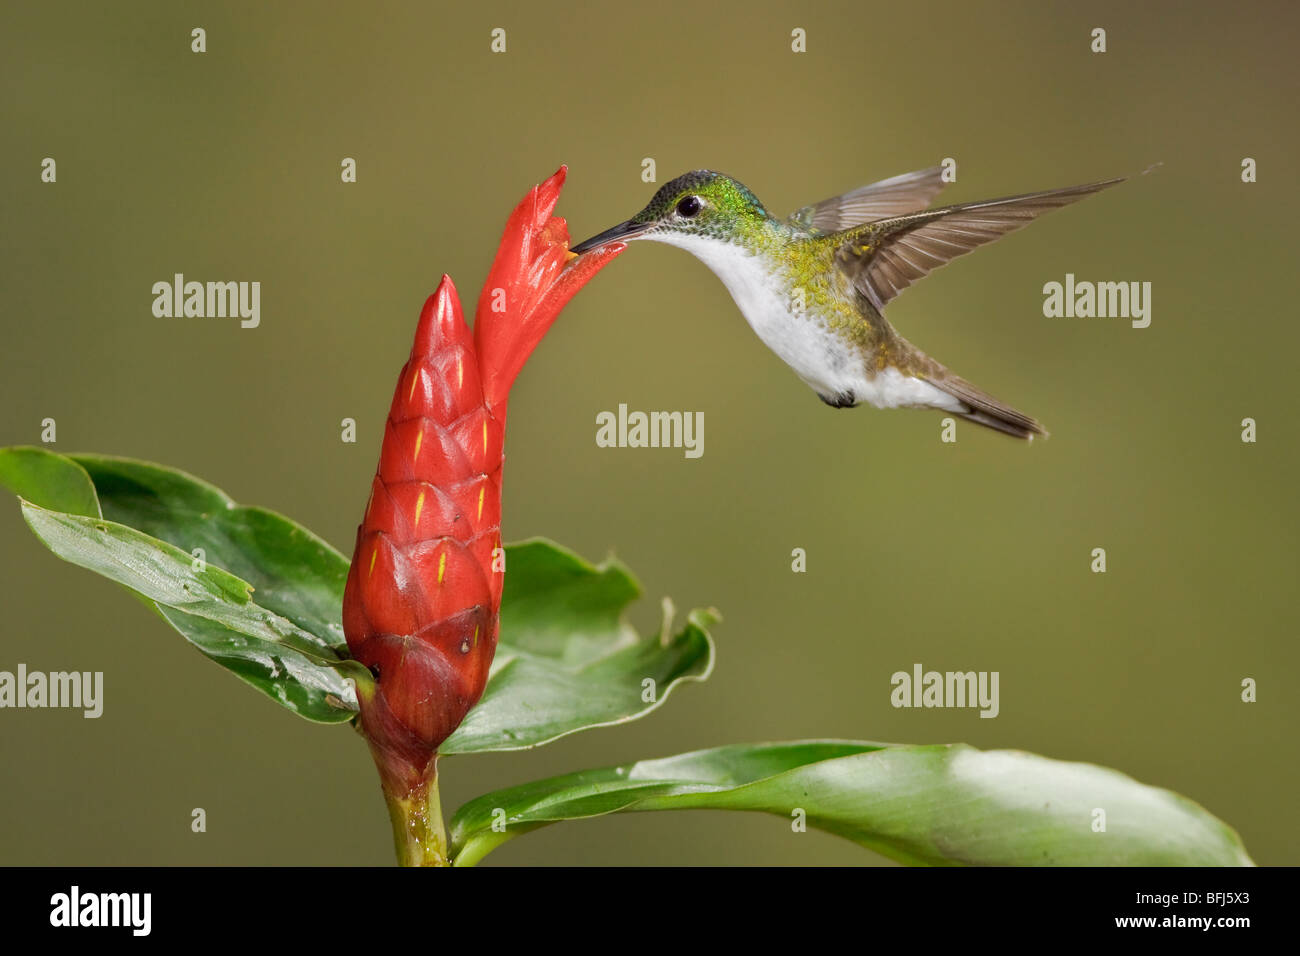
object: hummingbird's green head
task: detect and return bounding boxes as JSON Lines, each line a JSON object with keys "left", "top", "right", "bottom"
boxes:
{"left": 571, "top": 170, "right": 770, "bottom": 253}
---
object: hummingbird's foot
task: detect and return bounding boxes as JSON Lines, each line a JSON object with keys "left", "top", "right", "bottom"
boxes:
{"left": 817, "top": 390, "right": 857, "bottom": 409}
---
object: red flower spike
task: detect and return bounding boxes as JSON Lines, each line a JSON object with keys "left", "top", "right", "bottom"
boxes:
{"left": 343, "top": 276, "right": 500, "bottom": 797}
{"left": 342, "top": 172, "right": 624, "bottom": 860}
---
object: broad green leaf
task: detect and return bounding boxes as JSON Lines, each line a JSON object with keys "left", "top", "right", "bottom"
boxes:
{"left": 18, "top": 501, "right": 363, "bottom": 722}
{"left": 0, "top": 446, "right": 101, "bottom": 518}
{"left": 2, "top": 449, "right": 363, "bottom": 722}
{"left": 2, "top": 449, "right": 714, "bottom": 742}
{"left": 70, "top": 455, "right": 350, "bottom": 655}
{"left": 448, "top": 740, "right": 1254, "bottom": 866}
{"left": 495, "top": 539, "right": 642, "bottom": 665}
{"left": 444, "top": 587, "right": 715, "bottom": 752}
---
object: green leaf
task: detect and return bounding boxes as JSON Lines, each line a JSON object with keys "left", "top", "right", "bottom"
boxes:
{"left": 18, "top": 501, "right": 364, "bottom": 722}
{"left": 0, "top": 448, "right": 365, "bottom": 722}
{"left": 443, "top": 544, "right": 716, "bottom": 751}
{"left": 70, "top": 455, "right": 351, "bottom": 655}
{"left": 448, "top": 740, "right": 1254, "bottom": 866}
{"left": 495, "top": 539, "right": 642, "bottom": 665}
{"left": 1, "top": 450, "right": 714, "bottom": 742}
{"left": 0, "top": 446, "right": 101, "bottom": 518}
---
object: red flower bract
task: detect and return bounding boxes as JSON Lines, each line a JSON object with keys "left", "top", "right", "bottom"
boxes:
{"left": 475, "top": 167, "right": 623, "bottom": 411}
{"left": 342, "top": 167, "right": 624, "bottom": 802}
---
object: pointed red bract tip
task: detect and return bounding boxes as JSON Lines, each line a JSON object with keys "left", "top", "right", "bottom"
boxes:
{"left": 536, "top": 165, "right": 567, "bottom": 213}
{"left": 411, "top": 275, "right": 466, "bottom": 359}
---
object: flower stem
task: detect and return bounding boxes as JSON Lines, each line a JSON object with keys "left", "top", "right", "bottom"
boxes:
{"left": 381, "top": 760, "right": 449, "bottom": 867}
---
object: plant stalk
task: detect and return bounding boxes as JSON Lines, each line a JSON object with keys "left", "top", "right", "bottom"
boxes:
{"left": 381, "top": 757, "right": 449, "bottom": 867}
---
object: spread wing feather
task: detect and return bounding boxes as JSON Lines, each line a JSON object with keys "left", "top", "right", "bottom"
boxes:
{"left": 836, "top": 178, "right": 1124, "bottom": 311}
{"left": 786, "top": 166, "right": 948, "bottom": 233}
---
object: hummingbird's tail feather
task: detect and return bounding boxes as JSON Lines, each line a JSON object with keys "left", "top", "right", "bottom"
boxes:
{"left": 927, "top": 374, "right": 1048, "bottom": 441}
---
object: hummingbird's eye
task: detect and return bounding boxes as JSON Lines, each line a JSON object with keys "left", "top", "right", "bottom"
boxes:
{"left": 676, "top": 195, "right": 703, "bottom": 218}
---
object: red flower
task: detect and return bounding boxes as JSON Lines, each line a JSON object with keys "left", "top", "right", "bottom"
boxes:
{"left": 474, "top": 167, "right": 622, "bottom": 413}
{"left": 341, "top": 168, "right": 624, "bottom": 839}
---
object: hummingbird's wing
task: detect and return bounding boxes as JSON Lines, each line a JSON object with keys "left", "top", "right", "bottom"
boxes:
{"left": 786, "top": 167, "right": 947, "bottom": 233}
{"left": 835, "top": 178, "right": 1124, "bottom": 311}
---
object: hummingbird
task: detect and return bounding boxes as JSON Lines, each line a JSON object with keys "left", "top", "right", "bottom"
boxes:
{"left": 571, "top": 166, "right": 1125, "bottom": 439}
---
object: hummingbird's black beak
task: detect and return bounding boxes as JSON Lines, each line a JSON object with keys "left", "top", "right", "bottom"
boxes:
{"left": 569, "top": 219, "right": 650, "bottom": 255}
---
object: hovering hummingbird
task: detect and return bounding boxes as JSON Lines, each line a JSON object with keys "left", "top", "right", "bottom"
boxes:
{"left": 571, "top": 166, "right": 1125, "bottom": 439}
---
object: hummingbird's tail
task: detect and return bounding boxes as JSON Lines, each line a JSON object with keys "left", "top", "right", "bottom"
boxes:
{"left": 927, "top": 373, "right": 1047, "bottom": 440}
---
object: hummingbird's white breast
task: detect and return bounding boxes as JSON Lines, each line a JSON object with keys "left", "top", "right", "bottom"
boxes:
{"left": 649, "top": 232, "right": 961, "bottom": 413}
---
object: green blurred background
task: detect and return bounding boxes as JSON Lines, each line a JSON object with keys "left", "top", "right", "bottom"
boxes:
{"left": 2, "top": 1, "right": 1296, "bottom": 865}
